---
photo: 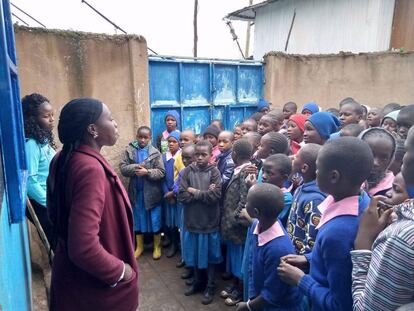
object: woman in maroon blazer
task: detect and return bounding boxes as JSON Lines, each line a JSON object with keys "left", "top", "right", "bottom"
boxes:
{"left": 47, "top": 98, "right": 138, "bottom": 310}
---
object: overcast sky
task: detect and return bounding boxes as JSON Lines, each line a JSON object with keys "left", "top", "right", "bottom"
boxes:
{"left": 11, "top": 0, "right": 255, "bottom": 59}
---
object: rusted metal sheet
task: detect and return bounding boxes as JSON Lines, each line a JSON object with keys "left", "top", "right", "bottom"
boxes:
{"left": 390, "top": 0, "right": 414, "bottom": 51}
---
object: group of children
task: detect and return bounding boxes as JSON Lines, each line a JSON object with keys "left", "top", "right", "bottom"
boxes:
{"left": 120, "top": 98, "right": 414, "bottom": 310}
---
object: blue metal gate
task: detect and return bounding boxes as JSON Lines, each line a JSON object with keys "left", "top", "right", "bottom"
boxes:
{"left": 149, "top": 56, "right": 264, "bottom": 141}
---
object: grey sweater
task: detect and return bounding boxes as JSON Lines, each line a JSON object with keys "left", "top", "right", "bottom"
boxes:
{"left": 119, "top": 143, "right": 165, "bottom": 210}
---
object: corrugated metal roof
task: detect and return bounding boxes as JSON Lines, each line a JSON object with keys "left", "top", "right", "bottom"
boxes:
{"left": 225, "top": 0, "right": 278, "bottom": 21}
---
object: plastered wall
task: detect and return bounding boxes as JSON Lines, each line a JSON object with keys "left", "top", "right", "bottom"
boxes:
{"left": 264, "top": 51, "right": 414, "bottom": 111}
{"left": 14, "top": 26, "right": 150, "bottom": 167}
{"left": 14, "top": 26, "right": 150, "bottom": 270}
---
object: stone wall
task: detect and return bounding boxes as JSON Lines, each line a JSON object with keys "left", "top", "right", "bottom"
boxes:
{"left": 264, "top": 51, "right": 414, "bottom": 110}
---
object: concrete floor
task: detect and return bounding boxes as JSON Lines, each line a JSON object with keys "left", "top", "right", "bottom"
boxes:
{"left": 32, "top": 249, "right": 236, "bottom": 310}
{"left": 138, "top": 251, "right": 235, "bottom": 311}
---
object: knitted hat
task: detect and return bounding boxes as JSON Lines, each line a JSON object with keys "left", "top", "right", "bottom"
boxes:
{"left": 257, "top": 99, "right": 270, "bottom": 112}
{"left": 203, "top": 125, "right": 221, "bottom": 138}
{"left": 308, "top": 112, "right": 341, "bottom": 140}
{"left": 289, "top": 114, "right": 308, "bottom": 133}
{"left": 301, "top": 102, "right": 320, "bottom": 115}
{"left": 381, "top": 110, "right": 400, "bottom": 125}
{"left": 167, "top": 130, "right": 180, "bottom": 142}
{"left": 165, "top": 110, "right": 181, "bottom": 129}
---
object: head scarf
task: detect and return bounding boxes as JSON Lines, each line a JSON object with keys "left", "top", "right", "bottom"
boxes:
{"left": 167, "top": 130, "right": 181, "bottom": 142}
{"left": 381, "top": 110, "right": 400, "bottom": 125}
{"left": 203, "top": 125, "right": 221, "bottom": 138}
{"left": 301, "top": 102, "right": 320, "bottom": 115}
{"left": 289, "top": 114, "right": 308, "bottom": 133}
{"left": 308, "top": 112, "right": 341, "bottom": 140}
{"left": 257, "top": 99, "right": 270, "bottom": 112}
{"left": 165, "top": 110, "right": 181, "bottom": 129}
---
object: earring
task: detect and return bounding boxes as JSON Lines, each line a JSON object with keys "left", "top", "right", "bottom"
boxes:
{"left": 93, "top": 133, "right": 98, "bottom": 139}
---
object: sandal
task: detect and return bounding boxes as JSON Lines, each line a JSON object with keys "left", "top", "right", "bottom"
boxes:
{"left": 219, "top": 284, "right": 236, "bottom": 299}
{"left": 224, "top": 289, "right": 243, "bottom": 306}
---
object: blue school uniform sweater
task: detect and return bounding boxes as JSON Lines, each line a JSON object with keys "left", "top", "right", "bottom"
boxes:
{"left": 288, "top": 180, "right": 326, "bottom": 255}
{"left": 298, "top": 191, "right": 370, "bottom": 311}
{"left": 249, "top": 220, "right": 303, "bottom": 309}
{"left": 162, "top": 154, "right": 175, "bottom": 193}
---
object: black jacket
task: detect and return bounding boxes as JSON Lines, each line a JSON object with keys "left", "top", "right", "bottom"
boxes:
{"left": 178, "top": 163, "right": 222, "bottom": 233}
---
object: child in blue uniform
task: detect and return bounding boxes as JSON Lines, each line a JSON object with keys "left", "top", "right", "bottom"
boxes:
{"left": 157, "top": 110, "right": 180, "bottom": 154}
{"left": 236, "top": 183, "right": 306, "bottom": 311}
{"left": 261, "top": 154, "right": 293, "bottom": 227}
{"left": 287, "top": 144, "right": 326, "bottom": 256}
{"left": 216, "top": 131, "right": 235, "bottom": 189}
{"left": 162, "top": 130, "right": 181, "bottom": 258}
{"left": 173, "top": 144, "right": 196, "bottom": 275}
{"left": 120, "top": 126, "right": 165, "bottom": 260}
{"left": 178, "top": 140, "right": 222, "bottom": 305}
{"left": 278, "top": 137, "right": 373, "bottom": 311}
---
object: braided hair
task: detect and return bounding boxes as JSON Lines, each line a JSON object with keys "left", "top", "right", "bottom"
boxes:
{"left": 48, "top": 98, "right": 103, "bottom": 245}
{"left": 22, "top": 93, "right": 56, "bottom": 149}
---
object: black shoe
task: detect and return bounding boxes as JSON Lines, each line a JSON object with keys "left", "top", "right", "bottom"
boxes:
{"left": 184, "top": 283, "right": 201, "bottom": 296}
{"left": 201, "top": 287, "right": 215, "bottom": 305}
{"left": 165, "top": 243, "right": 178, "bottom": 258}
{"left": 221, "top": 272, "right": 233, "bottom": 281}
{"left": 185, "top": 278, "right": 194, "bottom": 286}
{"left": 161, "top": 235, "right": 171, "bottom": 248}
{"left": 181, "top": 269, "right": 193, "bottom": 279}
{"left": 176, "top": 259, "right": 185, "bottom": 268}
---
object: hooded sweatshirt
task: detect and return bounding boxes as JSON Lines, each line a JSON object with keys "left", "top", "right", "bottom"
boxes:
{"left": 177, "top": 163, "right": 222, "bottom": 233}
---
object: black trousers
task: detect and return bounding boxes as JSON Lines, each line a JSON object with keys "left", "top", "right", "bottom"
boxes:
{"left": 26, "top": 199, "right": 55, "bottom": 250}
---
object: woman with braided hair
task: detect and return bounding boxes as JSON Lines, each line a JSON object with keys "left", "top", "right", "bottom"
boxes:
{"left": 47, "top": 98, "right": 138, "bottom": 310}
{"left": 22, "top": 93, "right": 56, "bottom": 245}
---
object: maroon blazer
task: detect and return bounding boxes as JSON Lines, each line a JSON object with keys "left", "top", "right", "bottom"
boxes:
{"left": 48, "top": 145, "right": 138, "bottom": 310}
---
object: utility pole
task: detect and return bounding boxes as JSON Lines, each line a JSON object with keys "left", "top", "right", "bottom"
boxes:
{"left": 245, "top": 0, "right": 253, "bottom": 58}
{"left": 193, "top": 0, "right": 198, "bottom": 57}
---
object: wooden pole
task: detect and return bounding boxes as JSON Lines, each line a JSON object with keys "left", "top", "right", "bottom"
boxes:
{"left": 26, "top": 198, "right": 54, "bottom": 264}
{"left": 245, "top": 0, "right": 253, "bottom": 57}
{"left": 193, "top": 0, "right": 198, "bottom": 57}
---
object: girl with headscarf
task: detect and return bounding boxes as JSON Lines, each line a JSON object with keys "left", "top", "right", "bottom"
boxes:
{"left": 47, "top": 98, "right": 138, "bottom": 310}
{"left": 287, "top": 114, "right": 308, "bottom": 154}
{"left": 157, "top": 110, "right": 180, "bottom": 154}
{"left": 22, "top": 93, "right": 56, "bottom": 245}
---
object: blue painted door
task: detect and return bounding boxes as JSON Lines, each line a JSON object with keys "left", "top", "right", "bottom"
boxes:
{"left": 149, "top": 57, "right": 263, "bottom": 142}
{"left": 0, "top": 1, "right": 32, "bottom": 310}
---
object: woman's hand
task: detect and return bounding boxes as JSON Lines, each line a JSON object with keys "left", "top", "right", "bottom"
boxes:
{"left": 122, "top": 263, "right": 133, "bottom": 282}
{"left": 354, "top": 196, "right": 394, "bottom": 250}
{"left": 280, "top": 254, "right": 309, "bottom": 270}
{"left": 277, "top": 261, "right": 305, "bottom": 286}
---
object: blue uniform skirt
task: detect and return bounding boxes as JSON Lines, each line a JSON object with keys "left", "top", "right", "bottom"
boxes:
{"left": 183, "top": 231, "right": 223, "bottom": 269}
{"left": 164, "top": 200, "right": 181, "bottom": 229}
{"left": 134, "top": 191, "right": 161, "bottom": 233}
{"left": 226, "top": 241, "right": 244, "bottom": 279}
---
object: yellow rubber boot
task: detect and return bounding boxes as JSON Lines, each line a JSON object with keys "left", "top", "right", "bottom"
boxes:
{"left": 153, "top": 234, "right": 162, "bottom": 260}
{"left": 134, "top": 234, "right": 144, "bottom": 258}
